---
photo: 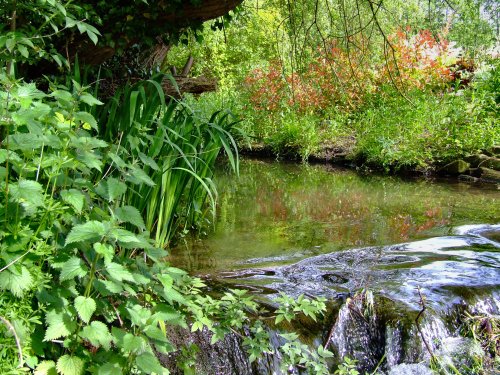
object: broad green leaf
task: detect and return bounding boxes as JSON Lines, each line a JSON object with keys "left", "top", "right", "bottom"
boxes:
{"left": 125, "top": 166, "right": 156, "bottom": 186}
{"left": 144, "top": 325, "right": 169, "bottom": 342}
{"left": 126, "top": 304, "right": 151, "bottom": 327}
{"left": 34, "top": 360, "right": 57, "bottom": 375}
{"left": 122, "top": 333, "right": 146, "bottom": 353}
{"left": 74, "top": 111, "right": 98, "bottom": 130}
{"left": 17, "top": 44, "right": 29, "bottom": 58}
{"left": 0, "top": 266, "right": 33, "bottom": 297}
{"left": 56, "top": 355, "right": 84, "bottom": 375}
{"left": 107, "top": 178, "right": 127, "bottom": 201}
{"left": 105, "top": 262, "right": 135, "bottom": 282}
{"left": 76, "top": 150, "right": 103, "bottom": 171}
{"left": 59, "top": 257, "right": 88, "bottom": 281}
{"left": 9, "top": 179, "right": 44, "bottom": 211}
{"left": 114, "top": 206, "right": 146, "bottom": 230}
{"left": 111, "top": 228, "right": 149, "bottom": 248}
{"left": 80, "top": 93, "right": 103, "bottom": 106}
{"left": 60, "top": 189, "right": 85, "bottom": 214}
{"left": 93, "top": 243, "right": 114, "bottom": 264}
{"left": 74, "top": 296, "right": 96, "bottom": 323}
{"left": 79, "top": 321, "right": 113, "bottom": 350}
{"left": 44, "top": 311, "right": 77, "bottom": 341}
{"left": 138, "top": 152, "right": 159, "bottom": 171}
{"left": 95, "top": 362, "right": 123, "bottom": 375}
{"left": 94, "top": 279, "right": 123, "bottom": 295}
{"left": 135, "top": 352, "right": 165, "bottom": 374}
{"left": 87, "top": 30, "right": 99, "bottom": 45}
{"left": 151, "top": 304, "right": 183, "bottom": 324}
{"left": 65, "top": 221, "right": 107, "bottom": 245}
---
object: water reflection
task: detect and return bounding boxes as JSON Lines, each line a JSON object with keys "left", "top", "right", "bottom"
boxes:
{"left": 170, "top": 158, "right": 499, "bottom": 272}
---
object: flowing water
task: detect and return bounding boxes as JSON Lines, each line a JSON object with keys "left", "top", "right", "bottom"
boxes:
{"left": 168, "top": 159, "right": 500, "bottom": 374}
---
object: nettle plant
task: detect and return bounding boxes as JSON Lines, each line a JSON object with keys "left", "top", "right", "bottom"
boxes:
{"left": 0, "top": 75, "right": 333, "bottom": 374}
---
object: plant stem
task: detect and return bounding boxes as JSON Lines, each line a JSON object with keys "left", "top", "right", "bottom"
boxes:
{"left": 0, "top": 315, "right": 23, "bottom": 368}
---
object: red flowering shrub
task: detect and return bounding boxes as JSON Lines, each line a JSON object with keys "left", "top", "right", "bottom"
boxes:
{"left": 243, "top": 29, "right": 461, "bottom": 118}
{"left": 382, "top": 28, "right": 461, "bottom": 89}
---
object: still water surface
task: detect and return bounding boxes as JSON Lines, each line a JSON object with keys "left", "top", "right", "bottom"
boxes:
{"left": 170, "top": 158, "right": 499, "bottom": 273}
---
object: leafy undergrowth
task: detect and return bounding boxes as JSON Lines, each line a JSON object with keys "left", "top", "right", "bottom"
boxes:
{"left": 0, "top": 73, "right": 337, "bottom": 374}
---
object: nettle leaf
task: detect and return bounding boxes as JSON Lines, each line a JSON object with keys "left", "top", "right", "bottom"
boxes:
{"left": 65, "top": 221, "right": 108, "bottom": 245}
{"left": 105, "top": 262, "right": 135, "bottom": 283}
{"left": 34, "top": 360, "right": 57, "bottom": 375}
{"left": 74, "top": 296, "right": 96, "bottom": 323}
{"left": 114, "top": 206, "right": 146, "bottom": 230}
{"left": 144, "top": 325, "right": 169, "bottom": 342}
{"left": 107, "top": 178, "right": 127, "bottom": 201}
{"left": 9, "top": 179, "right": 44, "bottom": 210}
{"left": 44, "top": 310, "right": 77, "bottom": 341}
{"left": 125, "top": 166, "right": 156, "bottom": 186}
{"left": 135, "top": 352, "right": 166, "bottom": 374}
{"left": 59, "top": 257, "right": 88, "bottom": 281}
{"left": 93, "top": 243, "right": 114, "bottom": 264}
{"left": 0, "top": 266, "right": 33, "bottom": 297}
{"left": 126, "top": 304, "right": 152, "bottom": 327}
{"left": 79, "top": 92, "right": 103, "bottom": 106}
{"left": 76, "top": 150, "right": 103, "bottom": 171}
{"left": 94, "top": 279, "right": 123, "bottom": 295}
{"left": 95, "top": 178, "right": 127, "bottom": 202}
{"left": 80, "top": 321, "right": 113, "bottom": 350}
{"left": 60, "top": 189, "right": 85, "bottom": 214}
{"left": 95, "top": 362, "right": 123, "bottom": 375}
{"left": 56, "top": 355, "right": 84, "bottom": 375}
{"left": 138, "top": 152, "right": 159, "bottom": 171}
{"left": 122, "top": 333, "right": 147, "bottom": 353}
{"left": 74, "top": 111, "right": 98, "bottom": 131}
{"left": 111, "top": 228, "right": 149, "bottom": 248}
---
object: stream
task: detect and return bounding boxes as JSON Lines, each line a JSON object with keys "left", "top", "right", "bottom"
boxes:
{"left": 169, "top": 159, "right": 500, "bottom": 374}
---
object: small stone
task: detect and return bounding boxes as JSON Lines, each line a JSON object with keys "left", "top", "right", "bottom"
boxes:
{"left": 439, "top": 160, "right": 470, "bottom": 175}
{"left": 479, "top": 167, "right": 500, "bottom": 183}
{"left": 478, "top": 157, "right": 500, "bottom": 171}
{"left": 458, "top": 175, "right": 479, "bottom": 183}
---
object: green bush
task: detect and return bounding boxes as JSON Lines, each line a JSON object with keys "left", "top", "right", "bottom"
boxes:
{"left": 352, "top": 86, "right": 499, "bottom": 171}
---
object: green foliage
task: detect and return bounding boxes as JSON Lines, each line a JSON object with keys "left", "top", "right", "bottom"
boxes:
{"left": 93, "top": 75, "right": 240, "bottom": 248}
{"left": 334, "top": 357, "right": 360, "bottom": 375}
{"left": 352, "top": 86, "right": 499, "bottom": 171}
{"left": 0, "top": 68, "right": 333, "bottom": 375}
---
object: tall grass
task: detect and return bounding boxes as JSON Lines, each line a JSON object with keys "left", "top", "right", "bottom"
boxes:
{"left": 94, "top": 75, "right": 240, "bottom": 248}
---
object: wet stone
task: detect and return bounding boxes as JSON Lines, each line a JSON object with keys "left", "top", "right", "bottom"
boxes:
{"left": 439, "top": 160, "right": 470, "bottom": 175}
{"left": 479, "top": 156, "right": 500, "bottom": 171}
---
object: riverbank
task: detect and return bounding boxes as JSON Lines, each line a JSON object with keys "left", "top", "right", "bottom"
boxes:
{"left": 239, "top": 142, "right": 500, "bottom": 184}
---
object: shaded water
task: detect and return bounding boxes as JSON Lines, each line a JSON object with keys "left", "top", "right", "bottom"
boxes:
{"left": 167, "top": 159, "right": 500, "bottom": 374}
{"left": 171, "top": 159, "right": 499, "bottom": 273}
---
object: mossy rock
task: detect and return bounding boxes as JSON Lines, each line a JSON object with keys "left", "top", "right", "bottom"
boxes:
{"left": 478, "top": 157, "right": 500, "bottom": 171}
{"left": 479, "top": 167, "right": 500, "bottom": 183}
{"left": 464, "top": 154, "right": 489, "bottom": 168}
{"left": 439, "top": 160, "right": 470, "bottom": 175}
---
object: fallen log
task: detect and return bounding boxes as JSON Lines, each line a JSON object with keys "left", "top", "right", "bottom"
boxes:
{"left": 162, "top": 76, "right": 217, "bottom": 97}
{"left": 99, "top": 75, "right": 217, "bottom": 98}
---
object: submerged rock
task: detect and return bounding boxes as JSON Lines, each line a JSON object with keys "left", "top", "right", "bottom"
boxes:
{"left": 458, "top": 174, "right": 479, "bottom": 183}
